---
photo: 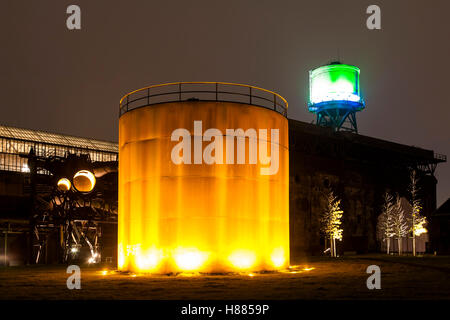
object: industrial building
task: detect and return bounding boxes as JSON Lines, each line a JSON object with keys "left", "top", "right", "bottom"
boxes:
{"left": 288, "top": 119, "right": 445, "bottom": 258}
{"left": 0, "top": 118, "right": 445, "bottom": 266}
{"left": 431, "top": 198, "right": 450, "bottom": 254}
{"left": 0, "top": 65, "right": 447, "bottom": 267}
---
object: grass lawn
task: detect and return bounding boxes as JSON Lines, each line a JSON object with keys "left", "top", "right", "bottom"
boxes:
{"left": 0, "top": 254, "right": 449, "bottom": 300}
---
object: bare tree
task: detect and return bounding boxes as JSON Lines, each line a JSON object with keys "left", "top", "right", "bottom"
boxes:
{"left": 391, "top": 195, "right": 409, "bottom": 255}
{"left": 321, "top": 190, "right": 344, "bottom": 257}
{"left": 377, "top": 192, "right": 395, "bottom": 254}
{"left": 409, "top": 170, "right": 428, "bottom": 256}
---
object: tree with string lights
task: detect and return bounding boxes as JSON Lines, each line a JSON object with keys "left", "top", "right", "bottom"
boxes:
{"left": 391, "top": 195, "right": 409, "bottom": 255}
{"left": 321, "top": 190, "right": 344, "bottom": 258}
{"left": 409, "top": 170, "right": 428, "bottom": 256}
{"left": 377, "top": 191, "right": 395, "bottom": 254}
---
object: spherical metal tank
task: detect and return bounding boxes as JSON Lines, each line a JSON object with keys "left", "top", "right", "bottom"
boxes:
{"left": 118, "top": 82, "right": 289, "bottom": 273}
{"left": 308, "top": 63, "right": 364, "bottom": 111}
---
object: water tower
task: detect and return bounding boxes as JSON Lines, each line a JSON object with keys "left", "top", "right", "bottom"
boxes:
{"left": 308, "top": 62, "right": 365, "bottom": 133}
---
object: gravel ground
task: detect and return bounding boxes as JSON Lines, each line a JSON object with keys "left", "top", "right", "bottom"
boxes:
{"left": 0, "top": 255, "right": 449, "bottom": 300}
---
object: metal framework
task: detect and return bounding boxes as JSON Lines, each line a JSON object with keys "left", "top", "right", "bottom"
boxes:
{"left": 315, "top": 104, "right": 359, "bottom": 133}
{"left": 311, "top": 100, "right": 363, "bottom": 133}
{"left": 119, "top": 82, "right": 288, "bottom": 117}
{"left": 416, "top": 153, "right": 447, "bottom": 176}
{"left": 0, "top": 125, "right": 118, "bottom": 266}
{"left": 25, "top": 152, "right": 118, "bottom": 264}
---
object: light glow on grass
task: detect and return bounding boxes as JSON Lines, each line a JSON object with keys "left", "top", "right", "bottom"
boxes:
{"left": 283, "top": 265, "right": 315, "bottom": 274}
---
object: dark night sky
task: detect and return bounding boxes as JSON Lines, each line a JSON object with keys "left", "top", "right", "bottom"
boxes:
{"left": 1, "top": 0, "right": 449, "bottom": 205}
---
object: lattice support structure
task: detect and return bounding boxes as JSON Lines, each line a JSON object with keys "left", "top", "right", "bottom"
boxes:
{"left": 316, "top": 107, "right": 358, "bottom": 133}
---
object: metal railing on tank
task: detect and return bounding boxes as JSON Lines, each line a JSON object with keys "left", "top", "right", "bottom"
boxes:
{"left": 119, "top": 82, "right": 288, "bottom": 117}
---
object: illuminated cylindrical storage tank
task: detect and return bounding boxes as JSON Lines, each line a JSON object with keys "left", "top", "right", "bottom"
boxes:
{"left": 118, "top": 82, "right": 289, "bottom": 273}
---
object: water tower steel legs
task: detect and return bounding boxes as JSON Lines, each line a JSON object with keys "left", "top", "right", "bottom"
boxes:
{"left": 316, "top": 109, "right": 358, "bottom": 133}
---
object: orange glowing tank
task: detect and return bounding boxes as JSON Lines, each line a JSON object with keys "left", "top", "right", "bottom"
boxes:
{"left": 118, "top": 82, "right": 289, "bottom": 273}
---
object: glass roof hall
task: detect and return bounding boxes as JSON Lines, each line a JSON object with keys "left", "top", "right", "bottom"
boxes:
{"left": 0, "top": 124, "right": 118, "bottom": 153}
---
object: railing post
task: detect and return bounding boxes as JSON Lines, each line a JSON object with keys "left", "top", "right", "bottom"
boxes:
{"left": 216, "top": 83, "right": 218, "bottom": 101}
{"left": 126, "top": 95, "right": 129, "bottom": 112}
{"left": 179, "top": 83, "right": 182, "bottom": 101}
{"left": 249, "top": 87, "right": 252, "bottom": 105}
{"left": 273, "top": 94, "right": 276, "bottom": 111}
{"left": 147, "top": 88, "right": 150, "bottom": 105}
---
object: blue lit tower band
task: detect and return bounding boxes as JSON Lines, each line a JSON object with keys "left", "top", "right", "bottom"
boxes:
{"left": 308, "top": 62, "right": 365, "bottom": 133}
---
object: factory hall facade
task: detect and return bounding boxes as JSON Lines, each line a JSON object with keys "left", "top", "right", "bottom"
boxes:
{"left": 288, "top": 119, "right": 444, "bottom": 260}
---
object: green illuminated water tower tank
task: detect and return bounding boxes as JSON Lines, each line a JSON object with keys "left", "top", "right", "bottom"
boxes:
{"left": 308, "top": 62, "right": 365, "bottom": 133}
